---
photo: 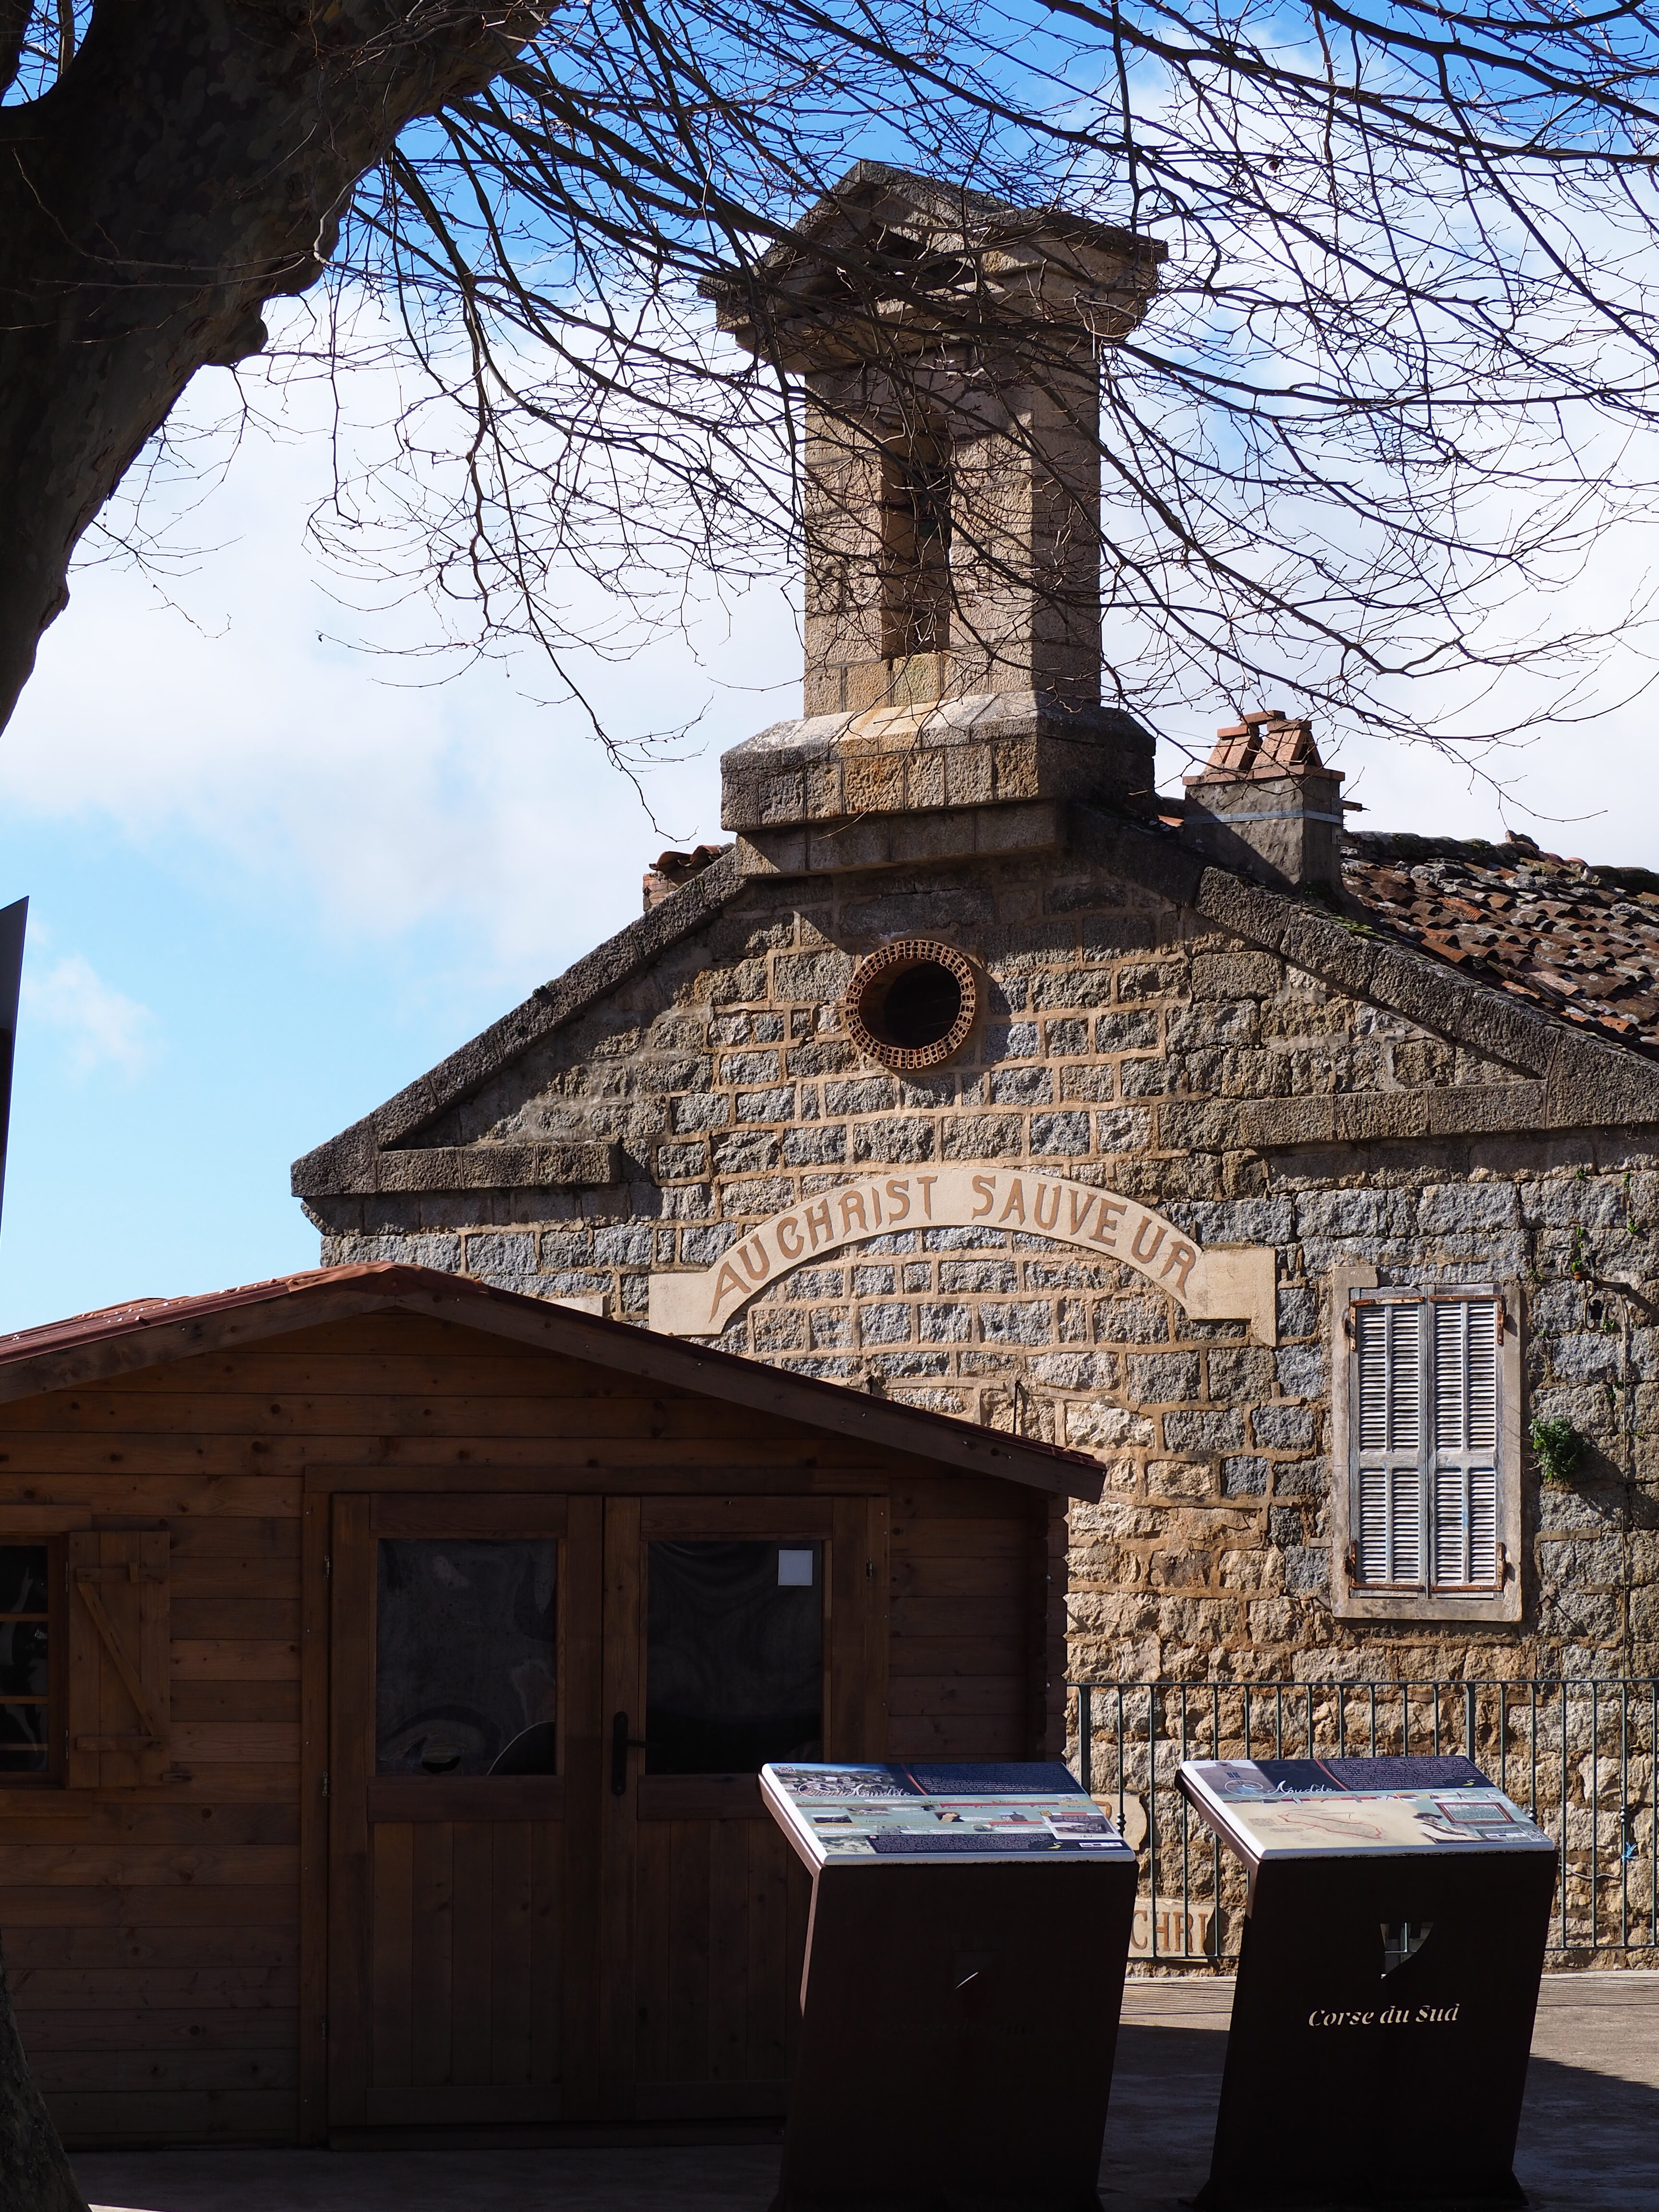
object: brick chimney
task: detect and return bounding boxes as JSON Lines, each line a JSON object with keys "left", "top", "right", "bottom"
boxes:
{"left": 642, "top": 845, "right": 721, "bottom": 912}
{"left": 1180, "top": 711, "right": 1345, "bottom": 891}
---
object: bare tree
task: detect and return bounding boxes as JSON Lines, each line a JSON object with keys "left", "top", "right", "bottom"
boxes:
{"left": 7, "top": 4, "right": 1659, "bottom": 768}
{"left": 10, "top": 2, "right": 1659, "bottom": 769}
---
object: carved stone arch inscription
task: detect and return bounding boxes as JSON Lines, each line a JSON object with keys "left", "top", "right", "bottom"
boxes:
{"left": 647, "top": 1165, "right": 1277, "bottom": 1343}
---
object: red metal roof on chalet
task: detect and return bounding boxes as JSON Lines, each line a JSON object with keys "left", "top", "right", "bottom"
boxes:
{"left": 1344, "top": 832, "right": 1659, "bottom": 1058}
{"left": 0, "top": 1262, "right": 1104, "bottom": 1500}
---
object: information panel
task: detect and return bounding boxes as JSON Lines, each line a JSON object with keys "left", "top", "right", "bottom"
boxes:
{"left": 762, "top": 1759, "right": 1138, "bottom": 2212}
{"left": 1181, "top": 1754, "right": 1554, "bottom": 1865}
{"left": 1179, "top": 1754, "right": 1557, "bottom": 2211}
{"left": 762, "top": 1758, "right": 1135, "bottom": 1866}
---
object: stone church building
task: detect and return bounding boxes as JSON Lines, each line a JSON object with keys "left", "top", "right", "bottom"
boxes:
{"left": 294, "top": 167, "right": 1659, "bottom": 1687}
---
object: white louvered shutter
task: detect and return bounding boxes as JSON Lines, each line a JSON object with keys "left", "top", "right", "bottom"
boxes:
{"left": 1353, "top": 1301, "right": 1426, "bottom": 1587}
{"left": 1430, "top": 1297, "right": 1501, "bottom": 1589}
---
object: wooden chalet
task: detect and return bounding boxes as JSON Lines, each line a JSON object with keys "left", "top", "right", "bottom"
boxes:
{"left": 0, "top": 1263, "right": 1102, "bottom": 2148}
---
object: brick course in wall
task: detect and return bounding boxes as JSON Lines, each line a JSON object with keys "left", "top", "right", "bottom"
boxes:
{"left": 300, "top": 841, "right": 1659, "bottom": 1684}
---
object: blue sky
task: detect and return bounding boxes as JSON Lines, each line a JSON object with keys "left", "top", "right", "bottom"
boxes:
{"left": 2, "top": 350, "right": 1657, "bottom": 1334}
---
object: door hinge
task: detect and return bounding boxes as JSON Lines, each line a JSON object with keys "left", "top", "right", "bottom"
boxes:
{"left": 323, "top": 1555, "right": 331, "bottom": 1577}
{"left": 1344, "top": 1539, "right": 1359, "bottom": 1586}
{"left": 321, "top": 1771, "right": 330, "bottom": 1798}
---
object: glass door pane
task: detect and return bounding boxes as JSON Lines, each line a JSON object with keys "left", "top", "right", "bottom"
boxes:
{"left": 376, "top": 1538, "right": 558, "bottom": 1776}
{"left": 645, "top": 1539, "right": 823, "bottom": 1774}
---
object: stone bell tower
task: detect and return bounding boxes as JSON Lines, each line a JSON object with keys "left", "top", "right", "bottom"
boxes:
{"left": 706, "top": 165, "right": 1167, "bottom": 841}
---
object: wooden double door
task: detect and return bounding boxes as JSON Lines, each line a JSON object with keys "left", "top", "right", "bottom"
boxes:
{"left": 326, "top": 1491, "right": 885, "bottom": 2133}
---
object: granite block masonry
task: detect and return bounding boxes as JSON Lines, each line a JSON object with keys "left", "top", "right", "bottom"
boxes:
{"left": 293, "top": 164, "right": 1659, "bottom": 1688}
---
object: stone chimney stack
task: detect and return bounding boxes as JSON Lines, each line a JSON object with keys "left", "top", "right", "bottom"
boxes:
{"left": 704, "top": 164, "right": 1168, "bottom": 857}
{"left": 1180, "top": 711, "right": 1345, "bottom": 892}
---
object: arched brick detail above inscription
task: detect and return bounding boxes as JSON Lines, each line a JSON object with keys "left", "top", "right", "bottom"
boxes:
{"left": 647, "top": 1165, "right": 1277, "bottom": 1343}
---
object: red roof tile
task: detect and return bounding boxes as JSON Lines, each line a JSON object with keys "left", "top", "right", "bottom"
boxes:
{"left": 1343, "top": 833, "right": 1659, "bottom": 1058}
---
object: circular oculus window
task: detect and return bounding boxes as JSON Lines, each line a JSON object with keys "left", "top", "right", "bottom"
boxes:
{"left": 846, "top": 939, "right": 977, "bottom": 1071}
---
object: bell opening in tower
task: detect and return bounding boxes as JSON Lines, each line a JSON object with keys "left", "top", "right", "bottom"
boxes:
{"left": 878, "top": 429, "right": 952, "bottom": 663}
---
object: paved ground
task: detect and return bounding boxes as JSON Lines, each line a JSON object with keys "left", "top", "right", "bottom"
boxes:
{"left": 71, "top": 1972, "right": 1659, "bottom": 2212}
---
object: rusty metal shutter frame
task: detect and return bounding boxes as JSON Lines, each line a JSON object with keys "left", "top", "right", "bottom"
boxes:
{"left": 66, "top": 1530, "right": 170, "bottom": 1787}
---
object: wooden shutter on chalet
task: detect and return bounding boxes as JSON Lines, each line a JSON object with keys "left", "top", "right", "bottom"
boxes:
{"left": 1351, "top": 1293, "right": 1503, "bottom": 1597}
{"left": 66, "top": 1530, "right": 170, "bottom": 1786}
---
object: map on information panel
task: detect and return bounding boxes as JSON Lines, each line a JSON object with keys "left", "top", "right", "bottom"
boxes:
{"left": 760, "top": 1760, "right": 1137, "bottom": 1868}
{"left": 1178, "top": 1755, "right": 1557, "bottom": 1865}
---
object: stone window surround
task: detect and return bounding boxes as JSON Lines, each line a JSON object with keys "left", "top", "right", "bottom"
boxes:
{"left": 1328, "top": 1260, "right": 1524, "bottom": 1625}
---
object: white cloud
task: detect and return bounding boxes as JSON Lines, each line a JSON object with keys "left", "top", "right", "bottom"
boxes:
{"left": 0, "top": 344, "right": 799, "bottom": 988}
{"left": 5, "top": 302, "right": 1659, "bottom": 1012}
{"left": 22, "top": 953, "right": 156, "bottom": 1078}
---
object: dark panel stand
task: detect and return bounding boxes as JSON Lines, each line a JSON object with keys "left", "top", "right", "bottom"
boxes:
{"left": 774, "top": 1854, "right": 1137, "bottom": 2212}
{"left": 1197, "top": 1849, "right": 1556, "bottom": 2211}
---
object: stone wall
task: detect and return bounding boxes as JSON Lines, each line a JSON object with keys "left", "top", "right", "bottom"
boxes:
{"left": 310, "top": 844, "right": 1659, "bottom": 1683}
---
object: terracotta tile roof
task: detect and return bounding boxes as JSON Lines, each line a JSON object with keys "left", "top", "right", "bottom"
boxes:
{"left": 1342, "top": 832, "right": 1659, "bottom": 1057}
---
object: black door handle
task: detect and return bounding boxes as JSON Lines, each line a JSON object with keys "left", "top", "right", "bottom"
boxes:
{"left": 611, "top": 1710, "right": 647, "bottom": 1795}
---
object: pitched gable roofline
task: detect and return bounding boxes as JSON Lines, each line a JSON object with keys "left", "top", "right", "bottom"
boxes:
{"left": 291, "top": 845, "right": 746, "bottom": 1198}
{"left": 0, "top": 1262, "right": 1105, "bottom": 1502}
{"left": 1070, "top": 805, "right": 1659, "bottom": 1135}
{"left": 292, "top": 811, "right": 1659, "bottom": 1207}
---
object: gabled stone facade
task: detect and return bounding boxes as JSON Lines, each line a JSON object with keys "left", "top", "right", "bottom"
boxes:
{"left": 295, "top": 168, "right": 1659, "bottom": 1685}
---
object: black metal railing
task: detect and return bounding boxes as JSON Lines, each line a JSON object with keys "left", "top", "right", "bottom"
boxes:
{"left": 1070, "top": 1678, "right": 1659, "bottom": 1963}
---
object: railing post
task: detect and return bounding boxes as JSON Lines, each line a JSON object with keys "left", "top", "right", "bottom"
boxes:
{"left": 1066, "top": 1677, "right": 1651, "bottom": 1970}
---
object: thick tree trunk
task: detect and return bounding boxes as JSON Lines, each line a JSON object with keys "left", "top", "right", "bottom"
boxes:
{"left": 0, "top": 1, "right": 523, "bottom": 733}
{"left": 0, "top": 1940, "right": 85, "bottom": 2212}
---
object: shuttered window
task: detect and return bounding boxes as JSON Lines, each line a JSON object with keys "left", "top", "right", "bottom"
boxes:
{"left": 66, "top": 1530, "right": 171, "bottom": 1786}
{"left": 1349, "top": 1293, "right": 1504, "bottom": 1596}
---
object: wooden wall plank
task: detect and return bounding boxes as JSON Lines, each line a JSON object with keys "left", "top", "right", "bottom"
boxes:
{"left": 6, "top": 1926, "right": 297, "bottom": 1970}
{"left": 0, "top": 1885, "right": 295, "bottom": 1928}
{"left": 707, "top": 1818, "right": 748, "bottom": 2085}
{"left": 13, "top": 1982, "right": 301, "bottom": 2017}
{"left": 631, "top": 1818, "right": 670, "bottom": 2092}
{"left": 0, "top": 1802, "right": 295, "bottom": 1844}
{"left": 597, "top": 1493, "right": 641, "bottom": 2121}
{"left": 172, "top": 1682, "right": 300, "bottom": 1724}
{"left": 449, "top": 1822, "right": 494, "bottom": 2086}
{"left": 409, "top": 1823, "right": 454, "bottom": 2089}
{"left": 20, "top": 2007, "right": 295, "bottom": 2048}
{"left": 0, "top": 1395, "right": 856, "bottom": 1443}
{"left": 325, "top": 1494, "right": 374, "bottom": 2128}
{"left": 559, "top": 1494, "right": 602, "bottom": 2120}
{"left": 28, "top": 2048, "right": 299, "bottom": 2093}
{"left": 492, "top": 1823, "right": 534, "bottom": 2087}
{"left": 369, "top": 1824, "right": 413, "bottom": 2092}
{"left": 171, "top": 1642, "right": 299, "bottom": 1681}
{"left": 171, "top": 1725, "right": 299, "bottom": 1766}
{"left": 888, "top": 1675, "right": 1028, "bottom": 1717}
{"left": 666, "top": 1821, "right": 710, "bottom": 2088}
{"left": 41, "top": 2088, "right": 296, "bottom": 2140}
{"left": 0, "top": 1846, "right": 297, "bottom": 1886}
{"left": 889, "top": 1555, "right": 1029, "bottom": 1598}
{"left": 530, "top": 1820, "right": 563, "bottom": 2091}
{"left": 169, "top": 1519, "right": 300, "bottom": 1558}
{"left": 173, "top": 1602, "right": 298, "bottom": 1641}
